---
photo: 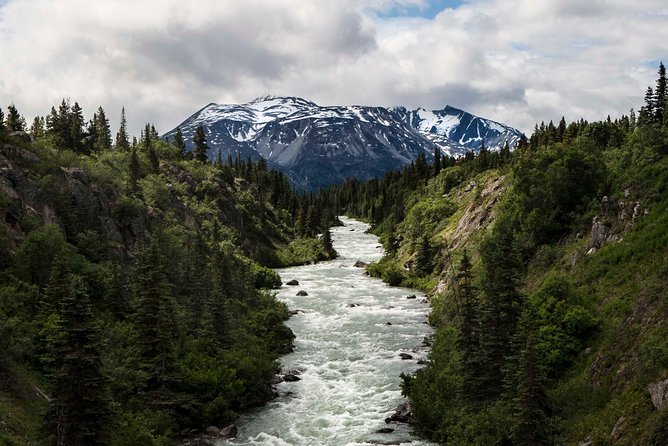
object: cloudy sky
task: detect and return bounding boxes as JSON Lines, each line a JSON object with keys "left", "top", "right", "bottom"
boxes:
{"left": 1, "top": 0, "right": 667, "bottom": 136}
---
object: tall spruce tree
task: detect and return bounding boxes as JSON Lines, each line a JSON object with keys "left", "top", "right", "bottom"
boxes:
{"left": 414, "top": 234, "right": 433, "bottom": 277}
{"left": 193, "top": 125, "right": 208, "bottom": 163}
{"left": 5, "top": 103, "right": 26, "bottom": 132}
{"left": 173, "top": 127, "right": 186, "bottom": 158}
{"left": 655, "top": 62, "right": 667, "bottom": 125}
{"left": 433, "top": 147, "right": 442, "bottom": 177}
{"left": 510, "top": 309, "right": 549, "bottom": 446}
{"left": 133, "top": 239, "right": 176, "bottom": 390}
{"left": 454, "top": 250, "right": 479, "bottom": 400}
{"left": 115, "top": 107, "right": 130, "bottom": 151}
{"left": 473, "top": 226, "right": 524, "bottom": 402}
{"left": 43, "top": 275, "right": 109, "bottom": 446}
{"left": 143, "top": 123, "right": 159, "bottom": 173}
{"left": 93, "top": 106, "right": 112, "bottom": 152}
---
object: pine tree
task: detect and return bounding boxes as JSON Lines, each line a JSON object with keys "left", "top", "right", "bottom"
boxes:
{"left": 0, "top": 107, "right": 4, "bottom": 134}
{"left": 133, "top": 239, "right": 176, "bottom": 390}
{"left": 93, "top": 107, "right": 112, "bottom": 152}
{"left": 414, "top": 235, "right": 433, "bottom": 277}
{"left": 5, "top": 103, "right": 26, "bottom": 132}
{"left": 193, "top": 125, "right": 208, "bottom": 163}
{"left": 473, "top": 227, "right": 524, "bottom": 402}
{"left": 30, "top": 116, "right": 45, "bottom": 138}
{"left": 69, "top": 102, "right": 85, "bottom": 153}
{"left": 321, "top": 228, "right": 335, "bottom": 257}
{"left": 454, "top": 250, "right": 479, "bottom": 399}
{"left": 115, "top": 107, "right": 130, "bottom": 151}
{"left": 510, "top": 309, "right": 550, "bottom": 446}
{"left": 173, "top": 127, "right": 186, "bottom": 158}
{"left": 144, "top": 123, "right": 159, "bottom": 173}
{"left": 433, "top": 147, "right": 442, "bottom": 177}
{"left": 655, "top": 62, "right": 667, "bottom": 125}
{"left": 43, "top": 275, "right": 110, "bottom": 446}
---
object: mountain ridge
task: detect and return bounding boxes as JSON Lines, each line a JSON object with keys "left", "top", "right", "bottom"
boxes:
{"left": 164, "top": 95, "right": 523, "bottom": 190}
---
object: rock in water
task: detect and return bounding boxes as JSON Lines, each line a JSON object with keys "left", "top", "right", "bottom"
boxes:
{"left": 399, "top": 353, "right": 413, "bottom": 360}
{"left": 354, "top": 260, "right": 368, "bottom": 268}
{"left": 406, "top": 294, "right": 417, "bottom": 299}
{"left": 296, "top": 290, "right": 308, "bottom": 296}
{"left": 385, "top": 401, "right": 413, "bottom": 424}
{"left": 286, "top": 279, "right": 299, "bottom": 286}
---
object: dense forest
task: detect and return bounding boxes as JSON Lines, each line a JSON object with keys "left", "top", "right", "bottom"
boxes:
{"left": 315, "top": 63, "right": 668, "bottom": 445}
{"left": 0, "top": 102, "right": 337, "bottom": 445}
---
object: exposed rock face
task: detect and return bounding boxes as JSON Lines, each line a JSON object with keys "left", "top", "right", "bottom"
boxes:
{"left": 591, "top": 216, "right": 608, "bottom": 249}
{"left": 648, "top": 379, "right": 668, "bottom": 410}
{"left": 8, "top": 131, "right": 32, "bottom": 143}
{"left": 450, "top": 176, "right": 505, "bottom": 249}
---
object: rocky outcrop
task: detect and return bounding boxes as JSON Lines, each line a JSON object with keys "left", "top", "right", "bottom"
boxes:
{"left": 591, "top": 216, "right": 608, "bottom": 249}
{"left": 385, "top": 401, "right": 412, "bottom": 424}
{"left": 449, "top": 176, "right": 505, "bottom": 249}
{"left": 648, "top": 379, "right": 668, "bottom": 410}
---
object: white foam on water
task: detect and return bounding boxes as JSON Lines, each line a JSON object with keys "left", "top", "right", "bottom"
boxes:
{"left": 218, "top": 217, "right": 435, "bottom": 446}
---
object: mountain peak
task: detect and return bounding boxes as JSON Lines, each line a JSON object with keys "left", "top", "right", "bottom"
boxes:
{"left": 163, "top": 96, "right": 522, "bottom": 191}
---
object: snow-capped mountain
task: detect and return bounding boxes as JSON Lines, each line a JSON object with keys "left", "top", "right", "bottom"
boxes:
{"left": 163, "top": 95, "right": 522, "bottom": 191}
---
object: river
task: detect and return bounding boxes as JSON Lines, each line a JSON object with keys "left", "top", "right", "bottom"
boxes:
{"left": 219, "top": 217, "right": 434, "bottom": 446}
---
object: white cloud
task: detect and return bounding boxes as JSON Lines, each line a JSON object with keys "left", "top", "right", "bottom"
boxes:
{"left": 0, "top": 0, "right": 666, "bottom": 136}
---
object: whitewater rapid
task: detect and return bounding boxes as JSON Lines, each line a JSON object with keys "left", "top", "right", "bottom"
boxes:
{"left": 219, "top": 216, "right": 434, "bottom": 446}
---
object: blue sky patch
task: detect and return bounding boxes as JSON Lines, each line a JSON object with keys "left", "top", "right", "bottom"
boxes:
{"left": 379, "top": 0, "right": 467, "bottom": 20}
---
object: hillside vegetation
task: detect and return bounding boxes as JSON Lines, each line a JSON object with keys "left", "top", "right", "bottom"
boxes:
{"left": 322, "top": 64, "right": 668, "bottom": 445}
{"left": 0, "top": 102, "right": 336, "bottom": 445}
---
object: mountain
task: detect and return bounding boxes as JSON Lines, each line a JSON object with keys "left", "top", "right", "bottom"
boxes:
{"left": 163, "top": 95, "right": 522, "bottom": 190}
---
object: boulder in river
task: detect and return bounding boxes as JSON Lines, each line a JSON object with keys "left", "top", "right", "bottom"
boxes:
{"left": 347, "top": 303, "right": 359, "bottom": 307}
{"left": 286, "top": 279, "right": 299, "bottom": 286}
{"left": 385, "top": 401, "right": 413, "bottom": 424}
{"left": 376, "top": 427, "right": 394, "bottom": 434}
{"left": 406, "top": 294, "right": 417, "bottom": 299}
{"left": 283, "top": 373, "right": 301, "bottom": 383}
{"left": 399, "top": 353, "right": 413, "bottom": 360}
{"left": 296, "top": 290, "right": 308, "bottom": 296}
{"left": 354, "top": 260, "right": 368, "bottom": 268}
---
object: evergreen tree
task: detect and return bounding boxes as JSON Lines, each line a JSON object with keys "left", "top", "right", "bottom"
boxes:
{"left": 193, "top": 125, "right": 208, "bottom": 163}
{"left": 5, "top": 103, "right": 26, "bottom": 132}
{"left": 321, "top": 228, "right": 335, "bottom": 257}
{"left": 143, "top": 123, "right": 159, "bottom": 173}
{"left": 43, "top": 275, "right": 110, "bottom": 446}
{"left": 93, "top": 106, "right": 112, "bottom": 152}
{"left": 30, "top": 116, "right": 45, "bottom": 138}
{"left": 473, "top": 227, "right": 524, "bottom": 402}
{"left": 0, "top": 107, "right": 4, "bottom": 134}
{"left": 69, "top": 102, "right": 85, "bottom": 153}
{"left": 173, "top": 127, "right": 186, "bottom": 158}
{"left": 433, "top": 147, "right": 442, "bottom": 177}
{"left": 115, "top": 107, "right": 130, "bottom": 151}
{"left": 655, "top": 62, "right": 667, "bottom": 125}
{"left": 414, "top": 235, "right": 433, "bottom": 277}
{"left": 510, "top": 309, "right": 550, "bottom": 446}
{"left": 454, "top": 250, "right": 479, "bottom": 399}
{"left": 133, "top": 239, "right": 176, "bottom": 390}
